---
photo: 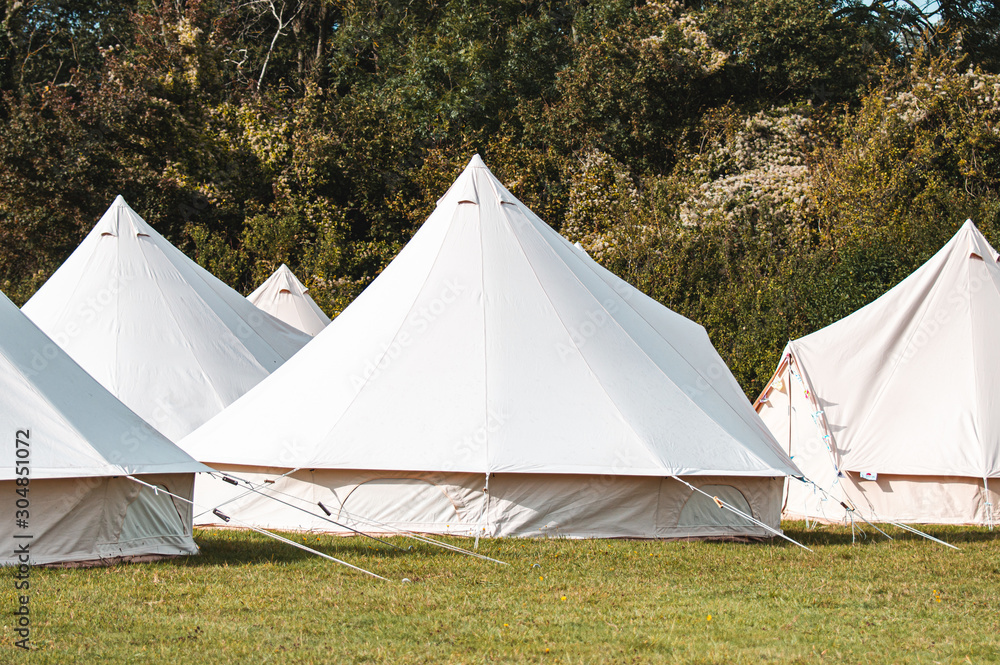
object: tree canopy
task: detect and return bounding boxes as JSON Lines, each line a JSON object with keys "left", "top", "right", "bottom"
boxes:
{"left": 2, "top": 0, "right": 999, "bottom": 395}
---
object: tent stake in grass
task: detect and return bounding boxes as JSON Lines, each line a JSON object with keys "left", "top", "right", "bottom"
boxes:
{"left": 883, "top": 521, "right": 960, "bottom": 551}
{"left": 126, "top": 475, "right": 388, "bottom": 580}
{"left": 793, "top": 477, "right": 959, "bottom": 550}
{"left": 794, "top": 477, "right": 894, "bottom": 542}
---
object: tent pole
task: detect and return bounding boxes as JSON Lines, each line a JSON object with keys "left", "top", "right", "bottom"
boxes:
{"left": 984, "top": 477, "right": 994, "bottom": 531}
{"left": 474, "top": 472, "right": 490, "bottom": 550}
{"left": 210, "top": 471, "right": 508, "bottom": 565}
{"left": 125, "top": 475, "right": 388, "bottom": 580}
{"left": 192, "top": 466, "right": 303, "bottom": 520}
{"left": 213, "top": 472, "right": 410, "bottom": 552}
{"left": 786, "top": 358, "right": 796, "bottom": 523}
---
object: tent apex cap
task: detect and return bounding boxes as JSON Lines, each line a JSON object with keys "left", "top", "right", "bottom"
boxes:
{"left": 467, "top": 153, "right": 487, "bottom": 169}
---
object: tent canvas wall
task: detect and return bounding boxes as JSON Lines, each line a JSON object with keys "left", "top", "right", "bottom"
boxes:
{"left": 247, "top": 264, "right": 331, "bottom": 336}
{"left": 755, "top": 221, "right": 1000, "bottom": 526}
{"left": 183, "top": 155, "right": 800, "bottom": 540}
{"left": 22, "top": 197, "right": 312, "bottom": 442}
{"left": 0, "top": 291, "right": 208, "bottom": 566}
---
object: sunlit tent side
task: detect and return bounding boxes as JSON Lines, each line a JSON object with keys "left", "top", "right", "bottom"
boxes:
{"left": 21, "top": 197, "right": 312, "bottom": 442}
{"left": 755, "top": 220, "right": 1000, "bottom": 526}
{"left": 247, "top": 264, "right": 331, "bottom": 336}
{"left": 0, "top": 291, "right": 209, "bottom": 566}
{"left": 182, "top": 155, "right": 801, "bottom": 540}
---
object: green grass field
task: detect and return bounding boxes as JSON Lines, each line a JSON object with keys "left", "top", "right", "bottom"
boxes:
{"left": 3, "top": 523, "right": 999, "bottom": 664}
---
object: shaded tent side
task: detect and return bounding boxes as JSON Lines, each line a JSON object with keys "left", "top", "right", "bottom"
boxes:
{"left": 0, "top": 290, "right": 207, "bottom": 566}
{"left": 754, "top": 220, "right": 1000, "bottom": 526}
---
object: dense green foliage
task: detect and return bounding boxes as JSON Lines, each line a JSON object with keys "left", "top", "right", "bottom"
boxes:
{"left": 2, "top": 0, "right": 999, "bottom": 395}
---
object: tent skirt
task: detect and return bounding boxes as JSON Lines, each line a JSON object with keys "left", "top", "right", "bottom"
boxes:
{"left": 194, "top": 467, "right": 784, "bottom": 539}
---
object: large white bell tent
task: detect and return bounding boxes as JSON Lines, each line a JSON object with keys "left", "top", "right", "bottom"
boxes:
{"left": 21, "top": 196, "right": 312, "bottom": 442}
{"left": 182, "top": 155, "right": 801, "bottom": 540}
{"left": 0, "top": 290, "right": 208, "bottom": 566}
{"left": 247, "top": 264, "right": 331, "bottom": 336}
{"left": 755, "top": 220, "right": 1000, "bottom": 526}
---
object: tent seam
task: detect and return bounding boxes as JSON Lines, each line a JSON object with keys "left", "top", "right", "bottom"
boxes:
{"left": 494, "top": 206, "right": 668, "bottom": 474}
{"left": 574, "top": 247, "right": 790, "bottom": 460}
{"left": 508, "top": 204, "right": 789, "bottom": 475}
{"left": 134, "top": 237, "right": 232, "bottom": 418}
{"left": 845, "top": 251, "right": 952, "bottom": 449}
{"left": 304, "top": 206, "right": 466, "bottom": 462}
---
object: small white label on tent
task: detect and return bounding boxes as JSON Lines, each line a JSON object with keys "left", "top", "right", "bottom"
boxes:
{"left": 860, "top": 471, "right": 877, "bottom": 481}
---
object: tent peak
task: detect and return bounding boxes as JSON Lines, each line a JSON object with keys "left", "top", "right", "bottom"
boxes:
{"left": 246, "top": 264, "right": 329, "bottom": 335}
{"left": 95, "top": 196, "right": 152, "bottom": 238}
{"left": 466, "top": 153, "right": 487, "bottom": 169}
{"left": 24, "top": 198, "right": 312, "bottom": 441}
{"left": 949, "top": 218, "right": 1000, "bottom": 262}
{"left": 273, "top": 264, "right": 302, "bottom": 294}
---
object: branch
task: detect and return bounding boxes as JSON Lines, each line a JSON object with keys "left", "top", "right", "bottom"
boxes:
{"left": 249, "top": 0, "right": 305, "bottom": 89}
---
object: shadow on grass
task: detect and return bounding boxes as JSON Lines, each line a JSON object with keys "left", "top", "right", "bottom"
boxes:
{"left": 128, "top": 522, "right": 1000, "bottom": 571}
{"left": 782, "top": 520, "right": 1000, "bottom": 547}
{"left": 169, "top": 528, "right": 437, "bottom": 568}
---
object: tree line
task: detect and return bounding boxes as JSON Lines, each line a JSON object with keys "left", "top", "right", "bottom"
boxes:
{"left": 2, "top": 0, "right": 999, "bottom": 395}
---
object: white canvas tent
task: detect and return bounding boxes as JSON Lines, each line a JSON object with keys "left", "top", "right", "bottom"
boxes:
{"left": 0, "top": 290, "right": 208, "bottom": 566}
{"left": 183, "top": 155, "right": 800, "bottom": 540}
{"left": 22, "top": 196, "right": 312, "bottom": 442}
{"left": 755, "top": 220, "right": 1000, "bottom": 526}
{"left": 247, "top": 264, "right": 331, "bottom": 336}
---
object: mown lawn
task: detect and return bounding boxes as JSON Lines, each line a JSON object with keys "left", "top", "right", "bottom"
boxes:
{"left": 2, "top": 523, "right": 999, "bottom": 664}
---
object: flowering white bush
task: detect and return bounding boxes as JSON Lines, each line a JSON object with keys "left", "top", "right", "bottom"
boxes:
{"left": 680, "top": 107, "right": 815, "bottom": 229}
{"left": 886, "top": 66, "right": 1000, "bottom": 132}
{"left": 639, "top": 0, "right": 728, "bottom": 77}
{"left": 561, "top": 151, "right": 639, "bottom": 260}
